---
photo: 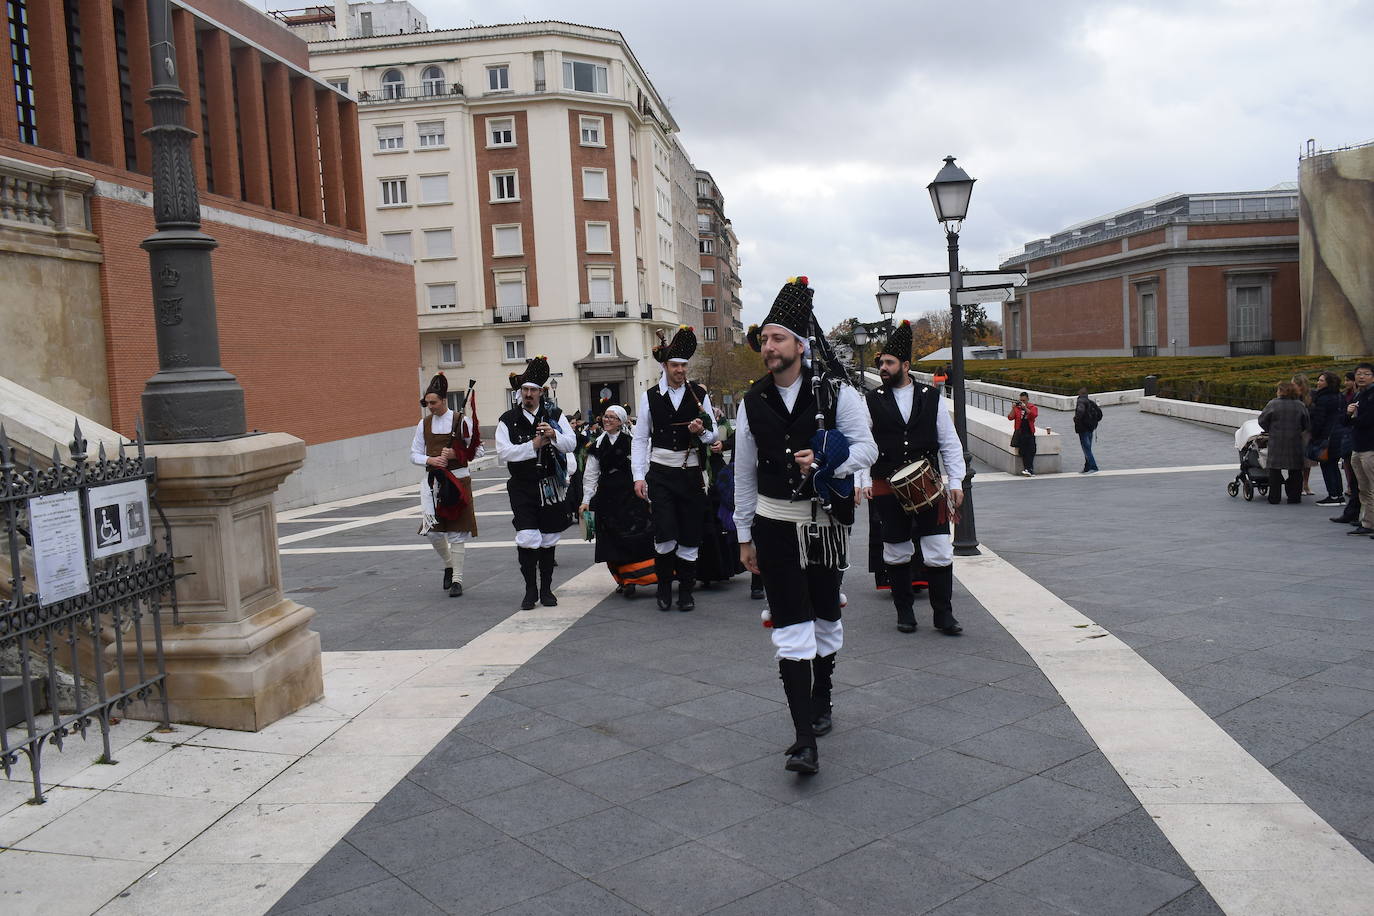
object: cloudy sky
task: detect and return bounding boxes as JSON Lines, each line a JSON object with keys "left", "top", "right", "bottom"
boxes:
{"left": 280, "top": 0, "right": 1374, "bottom": 331}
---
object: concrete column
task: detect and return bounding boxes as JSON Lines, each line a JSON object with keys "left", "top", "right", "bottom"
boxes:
{"left": 170, "top": 9, "right": 206, "bottom": 191}
{"left": 338, "top": 99, "right": 365, "bottom": 232}
{"left": 315, "top": 88, "right": 345, "bottom": 226}
{"left": 232, "top": 47, "right": 271, "bottom": 207}
{"left": 263, "top": 61, "right": 298, "bottom": 215}
{"left": 291, "top": 77, "right": 323, "bottom": 221}
{"left": 122, "top": 0, "right": 155, "bottom": 172}
{"left": 200, "top": 31, "right": 239, "bottom": 199}
{"left": 76, "top": 0, "right": 124, "bottom": 167}
{"left": 26, "top": 0, "right": 76, "bottom": 155}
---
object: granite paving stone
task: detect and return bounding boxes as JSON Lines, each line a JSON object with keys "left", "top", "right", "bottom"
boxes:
{"left": 592, "top": 842, "right": 774, "bottom": 916}
{"left": 654, "top": 726, "right": 776, "bottom": 773}
{"left": 1040, "top": 749, "right": 1138, "bottom": 801}
{"left": 793, "top": 774, "right": 952, "bottom": 838}
{"left": 272, "top": 876, "right": 448, "bottom": 915}
{"left": 520, "top": 806, "right": 689, "bottom": 877}
{"left": 1076, "top": 809, "right": 1198, "bottom": 881}
{"left": 951, "top": 724, "right": 1093, "bottom": 774}
{"left": 969, "top": 776, "right": 1135, "bottom": 840}
{"left": 560, "top": 749, "right": 702, "bottom": 804}
{"left": 702, "top": 881, "right": 848, "bottom": 916}
{"left": 791, "top": 839, "right": 980, "bottom": 915}
{"left": 995, "top": 843, "right": 1196, "bottom": 916}
{"left": 893, "top": 806, "right": 1066, "bottom": 881}
{"left": 266, "top": 842, "right": 391, "bottom": 912}
{"left": 460, "top": 775, "right": 613, "bottom": 837}
{"left": 407, "top": 751, "right": 546, "bottom": 806}
{"left": 926, "top": 883, "right": 1074, "bottom": 916}
{"left": 699, "top": 805, "right": 872, "bottom": 880}
{"left": 348, "top": 805, "right": 505, "bottom": 876}
{"left": 505, "top": 727, "right": 639, "bottom": 775}
{"left": 875, "top": 748, "right": 1030, "bottom": 805}
{"left": 488, "top": 880, "right": 648, "bottom": 915}
{"left": 400, "top": 838, "right": 580, "bottom": 914}
{"left": 625, "top": 774, "right": 779, "bottom": 838}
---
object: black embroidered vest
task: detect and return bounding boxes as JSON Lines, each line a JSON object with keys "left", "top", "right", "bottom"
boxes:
{"left": 592, "top": 432, "right": 631, "bottom": 479}
{"left": 648, "top": 384, "right": 709, "bottom": 452}
{"left": 499, "top": 404, "right": 564, "bottom": 481}
{"left": 743, "top": 369, "right": 824, "bottom": 501}
{"left": 866, "top": 382, "right": 941, "bottom": 480}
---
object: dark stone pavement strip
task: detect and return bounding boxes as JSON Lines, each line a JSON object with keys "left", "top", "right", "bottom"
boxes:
{"left": 268, "top": 464, "right": 1224, "bottom": 914}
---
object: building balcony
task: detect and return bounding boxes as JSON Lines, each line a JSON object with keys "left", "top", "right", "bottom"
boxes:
{"left": 1132, "top": 345, "right": 1158, "bottom": 357}
{"left": 581, "top": 301, "right": 629, "bottom": 319}
{"left": 1230, "top": 339, "right": 1275, "bottom": 357}
{"left": 359, "top": 84, "right": 465, "bottom": 105}
{"left": 641, "top": 303, "right": 654, "bottom": 320}
{"left": 492, "top": 304, "right": 530, "bottom": 323}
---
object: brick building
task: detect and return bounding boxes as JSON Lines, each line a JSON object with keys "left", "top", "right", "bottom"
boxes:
{"left": 0, "top": 0, "right": 418, "bottom": 506}
{"left": 301, "top": 8, "right": 723, "bottom": 417}
{"left": 1000, "top": 187, "right": 1301, "bottom": 358}
{"left": 695, "top": 170, "right": 743, "bottom": 345}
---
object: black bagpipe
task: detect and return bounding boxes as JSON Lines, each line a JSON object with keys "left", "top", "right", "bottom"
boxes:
{"left": 795, "top": 314, "right": 857, "bottom": 529}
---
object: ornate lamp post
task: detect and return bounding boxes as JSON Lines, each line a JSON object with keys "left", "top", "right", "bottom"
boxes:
{"left": 851, "top": 324, "right": 869, "bottom": 389}
{"left": 140, "top": 0, "right": 245, "bottom": 442}
{"left": 928, "top": 156, "right": 980, "bottom": 555}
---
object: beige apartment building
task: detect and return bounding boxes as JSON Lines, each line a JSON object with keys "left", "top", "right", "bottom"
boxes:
{"left": 294, "top": 4, "right": 703, "bottom": 416}
{"left": 696, "top": 170, "right": 744, "bottom": 345}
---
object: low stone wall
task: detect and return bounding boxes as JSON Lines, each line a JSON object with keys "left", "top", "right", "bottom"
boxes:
{"left": 1138, "top": 396, "right": 1259, "bottom": 430}
{"left": 912, "top": 373, "right": 1142, "bottom": 410}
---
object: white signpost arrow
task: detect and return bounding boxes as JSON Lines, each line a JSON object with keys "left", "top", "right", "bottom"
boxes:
{"left": 878, "top": 269, "right": 1026, "bottom": 295}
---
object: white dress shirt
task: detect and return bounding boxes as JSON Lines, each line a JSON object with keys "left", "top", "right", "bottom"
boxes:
{"left": 631, "top": 381, "right": 718, "bottom": 481}
{"left": 853, "top": 380, "right": 965, "bottom": 489}
{"left": 410, "top": 410, "right": 483, "bottom": 478}
{"left": 733, "top": 374, "right": 877, "bottom": 543}
{"left": 581, "top": 431, "right": 621, "bottom": 505}
{"left": 495, "top": 406, "right": 576, "bottom": 463}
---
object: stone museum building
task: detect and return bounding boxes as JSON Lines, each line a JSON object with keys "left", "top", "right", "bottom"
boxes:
{"left": 1000, "top": 187, "right": 1301, "bottom": 358}
{"left": 0, "top": 0, "right": 418, "bottom": 506}
{"left": 297, "top": 4, "right": 727, "bottom": 416}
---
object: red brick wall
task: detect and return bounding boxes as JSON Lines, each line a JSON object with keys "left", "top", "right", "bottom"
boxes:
{"left": 568, "top": 110, "right": 620, "bottom": 303}
{"left": 1188, "top": 267, "right": 1228, "bottom": 346}
{"left": 474, "top": 111, "right": 538, "bottom": 311}
{"left": 1271, "top": 262, "right": 1301, "bottom": 340}
{"left": 1188, "top": 221, "right": 1297, "bottom": 240}
{"left": 1061, "top": 239, "right": 1122, "bottom": 266}
{"left": 92, "top": 195, "right": 417, "bottom": 446}
{"left": 182, "top": 0, "right": 310, "bottom": 69}
{"left": 1128, "top": 228, "right": 1166, "bottom": 249}
{"left": 1028, "top": 279, "right": 1122, "bottom": 350}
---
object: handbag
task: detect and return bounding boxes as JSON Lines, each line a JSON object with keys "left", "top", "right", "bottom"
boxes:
{"left": 1306, "top": 439, "right": 1329, "bottom": 462}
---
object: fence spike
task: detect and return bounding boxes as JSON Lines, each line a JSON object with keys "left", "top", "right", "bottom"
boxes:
{"left": 51, "top": 445, "right": 62, "bottom": 471}
{"left": 98, "top": 441, "right": 107, "bottom": 463}
{"left": 70, "top": 420, "right": 87, "bottom": 463}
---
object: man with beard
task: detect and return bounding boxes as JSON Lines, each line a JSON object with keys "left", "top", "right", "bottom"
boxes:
{"left": 735, "top": 277, "right": 876, "bottom": 774}
{"left": 632, "top": 326, "right": 718, "bottom": 611}
{"left": 413, "top": 373, "right": 483, "bottom": 597}
{"left": 856, "top": 320, "right": 966, "bottom": 635}
{"left": 495, "top": 357, "right": 577, "bottom": 609}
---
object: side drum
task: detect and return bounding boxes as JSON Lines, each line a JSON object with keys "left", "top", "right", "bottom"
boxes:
{"left": 889, "top": 459, "right": 943, "bottom": 515}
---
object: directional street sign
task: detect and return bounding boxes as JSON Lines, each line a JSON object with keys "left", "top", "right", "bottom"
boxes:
{"left": 877, "top": 269, "right": 1026, "bottom": 295}
{"left": 962, "top": 269, "right": 1027, "bottom": 287}
{"left": 955, "top": 284, "right": 1017, "bottom": 305}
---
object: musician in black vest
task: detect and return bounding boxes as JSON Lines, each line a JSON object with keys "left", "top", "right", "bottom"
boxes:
{"left": 856, "top": 321, "right": 966, "bottom": 635}
{"left": 495, "top": 356, "right": 577, "bottom": 610}
{"left": 735, "top": 277, "right": 877, "bottom": 775}
{"left": 631, "top": 325, "right": 717, "bottom": 611}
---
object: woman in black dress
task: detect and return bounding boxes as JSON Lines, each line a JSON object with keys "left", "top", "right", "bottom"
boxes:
{"left": 580, "top": 406, "right": 656, "bottom": 594}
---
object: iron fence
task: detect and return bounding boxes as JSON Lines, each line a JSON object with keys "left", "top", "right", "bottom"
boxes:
{"left": 1230, "top": 339, "right": 1275, "bottom": 357}
{"left": 1, "top": 421, "right": 176, "bottom": 804}
{"left": 943, "top": 384, "right": 1018, "bottom": 416}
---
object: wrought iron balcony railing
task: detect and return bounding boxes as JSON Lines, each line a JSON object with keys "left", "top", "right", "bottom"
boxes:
{"left": 581, "top": 301, "right": 628, "bottom": 319}
{"left": 493, "top": 304, "right": 530, "bottom": 323}
{"left": 358, "top": 84, "right": 465, "bottom": 105}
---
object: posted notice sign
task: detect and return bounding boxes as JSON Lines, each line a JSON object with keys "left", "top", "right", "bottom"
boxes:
{"left": 29, "top": 491, "right": 90, "bottom": 606}
{"left": 87, "top": 479, "right": 152, "bottom": 559}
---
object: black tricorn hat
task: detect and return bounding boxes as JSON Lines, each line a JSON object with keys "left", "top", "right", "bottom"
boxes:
{"left": 421, "top": 372, "right": 448, "bottom": 406}
{"left": 880, "top": 320, "right": 913, "bottom": 364}
{"left": 753, "top": 276, "right": 814, "bottom": 349}
{"left": 508, "top": 355, "right": 551, "bottom": 390}
{"left": 653, "top": 325, "right": 698, "bottom": 363}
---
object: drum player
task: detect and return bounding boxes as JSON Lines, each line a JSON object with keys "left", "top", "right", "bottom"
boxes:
{"left": 855, "top": 320, "right": 966, "bottom": 635}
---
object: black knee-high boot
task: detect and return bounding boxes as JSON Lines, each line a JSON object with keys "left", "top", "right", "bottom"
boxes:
{"left": 538, "top": 547, "right": 558, "bottom": 607}
{"left": 676, "top": 559, "right": 696, "bottom": 611}
{"left": 927, "top": 565, "right": 961, "bottom": 634}
{"left": 518, "top": 548, "right": 539, "bottom": 610}
{"left": 654, "top": 553, "right": 675, "bottom": 611}
{"left": 886, "top": 561, "right": 917, "bottom": 633}
{"left": 811, "top": 653, "right": 836, "bottom": 736}
{"left": 778, "top": 659, "right": 818, "bottom": 774}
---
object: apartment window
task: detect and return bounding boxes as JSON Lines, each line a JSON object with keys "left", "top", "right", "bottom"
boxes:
{"left": 487, "top": 65, "right": 509, "bottom": 91}
{"left": 381, "top": 231, "right": 412, "bottom": 259}
{"left": 594, "top": 333, "right": 613, "bottom": 356}
{"left": 582, "top": 168, "right": 608, "bottom": 200}
{"left": 696, "top": 178, "right": 710, "bottom": 197}
{"left": 702, "top": 297, "right": 716, "bottom": 312}
{"left": 380, "top": 178, "right": 408, "bottom": 206}
{"left": 359, "top": 10, "right": 373, "bottom": 35}
{"left": 427, "top": 283, "right": 457, "bottom": 310}
{"left": 491, "top": 171, "right": 518, "bottom": 202}
{"left": 704, "top": 326, "right": 719, "bottom": 342}
{"left": 423, "top": 228, "right": 454, "bottom": 259}
{"left": 440, "top": 338, "right": 463, "bottom": 365}
{"left": 417, "top": 120, "right": 446, "bottom": 148}
{"left": 699, "top": 238, "right": 714, "bottom": 254}
{"left": 496, "top": 271, "right": 526, "bottom": 309}
{"left": 381, "top": 68, "right": 403, "bottom": 99}
{"left": 376, "top": 124, "right": 404, "bottom": 151}
{"left": 585, "top": 221, "right": 612, "bottom": 253}
{"left": 562, "top": 59, "right": 608, "bottom": 94}
{"left": 419, "top": 174, "right": 450, "bottom": 204}
{"left": 504, "top": 336, "right": 526, "bottom": 361}
{"left": 493, "top": 225, "right": 522, "bottom": 257}
{"left": 487, "top": 117, "right": 514, "bottom": 147}
{"left": 1139, "top": 291, "right": 1157, "bottom": 346}
{"left": 588, "top": 268, "right": 614, "bottom": 304}
{"left": 327, "top": 77, "right": 349, "bottom": 95}
{"left": 700, "top": 268, "right": 715, "bottom": 283}
{"left": 579, "top": 116, "right": 604, "bottom": 146}
{"left": 421, "top": 66, "right": 444, "bottom": 96}
{"left": 697, "top": 213, "right": 711, "bottom": 231}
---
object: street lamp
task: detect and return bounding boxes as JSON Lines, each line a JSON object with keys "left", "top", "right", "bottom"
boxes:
{"left": 852, "top": 324, "right": 870, "bottom": 389}
{"left": 549, "top": 377, "right": 558, "bottom": 407}
{"left": 928, "top": 156, "right": 980, "bottom": 555}
{"left": 875, "top": 291, "right": 899, "bottom": 319}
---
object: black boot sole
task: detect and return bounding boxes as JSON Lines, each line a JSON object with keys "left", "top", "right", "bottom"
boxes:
{"left": 521, "top": 592, "right": 538, "bottom": 610}
{"left": 540, "top": 593, "right": 558, "bottom": 607}
{"left": 449, "top": 583, "right": 463, "bottom": 597}
{"left": 785, "top": 748, "right": 819, "bottom": 774}
{"left": 812, "top": 714, "right": 833, "bottom": 736}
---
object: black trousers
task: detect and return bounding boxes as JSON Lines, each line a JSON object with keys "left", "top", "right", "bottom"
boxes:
{"left": 646, "top": 464, "right": 705, "bottom": 548}
{"left": 1267, "top": 468, "right": 1302, "bottom": 503}
{"left": 752, "top": 515, "right": 842, "bottom": 631}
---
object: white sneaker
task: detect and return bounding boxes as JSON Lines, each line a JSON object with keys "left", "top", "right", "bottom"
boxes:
{"left": 1020, "top": 469, "right": 1032, "bottom": 477}
{"left": 840, "top": 592, "right": 848, "bottom": 608}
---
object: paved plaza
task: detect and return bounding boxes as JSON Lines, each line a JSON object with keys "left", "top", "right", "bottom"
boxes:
{"left": 4, "top": 404, "right": 1374, "bottom": 914}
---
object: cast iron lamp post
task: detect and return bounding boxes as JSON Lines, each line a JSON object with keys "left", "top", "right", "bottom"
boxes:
{"left": 928, "top": 156, "right": 980, "bottom": 555}
{"left": 851, "top": 324, "right": 869, "bottom": 389}
{"left": 140, "top": 0, "right": 245, "bottom": 442}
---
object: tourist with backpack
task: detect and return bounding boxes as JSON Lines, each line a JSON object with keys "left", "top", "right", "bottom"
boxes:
{"left": 1074, "top": 388, "right": 1102, "bottom": 473}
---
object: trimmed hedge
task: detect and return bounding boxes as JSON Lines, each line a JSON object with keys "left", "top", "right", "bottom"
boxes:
{"left": 911, "top": 355, "right": 1374, "bottom": 409}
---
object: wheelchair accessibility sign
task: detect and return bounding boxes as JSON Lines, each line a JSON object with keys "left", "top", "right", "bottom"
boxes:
{"left": 87, "top": 479, "right": 152, "bottom": 559}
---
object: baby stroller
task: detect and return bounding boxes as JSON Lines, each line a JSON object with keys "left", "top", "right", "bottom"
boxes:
{"left": 1227, "top": 418, "right": 1270, "bottom": 501}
